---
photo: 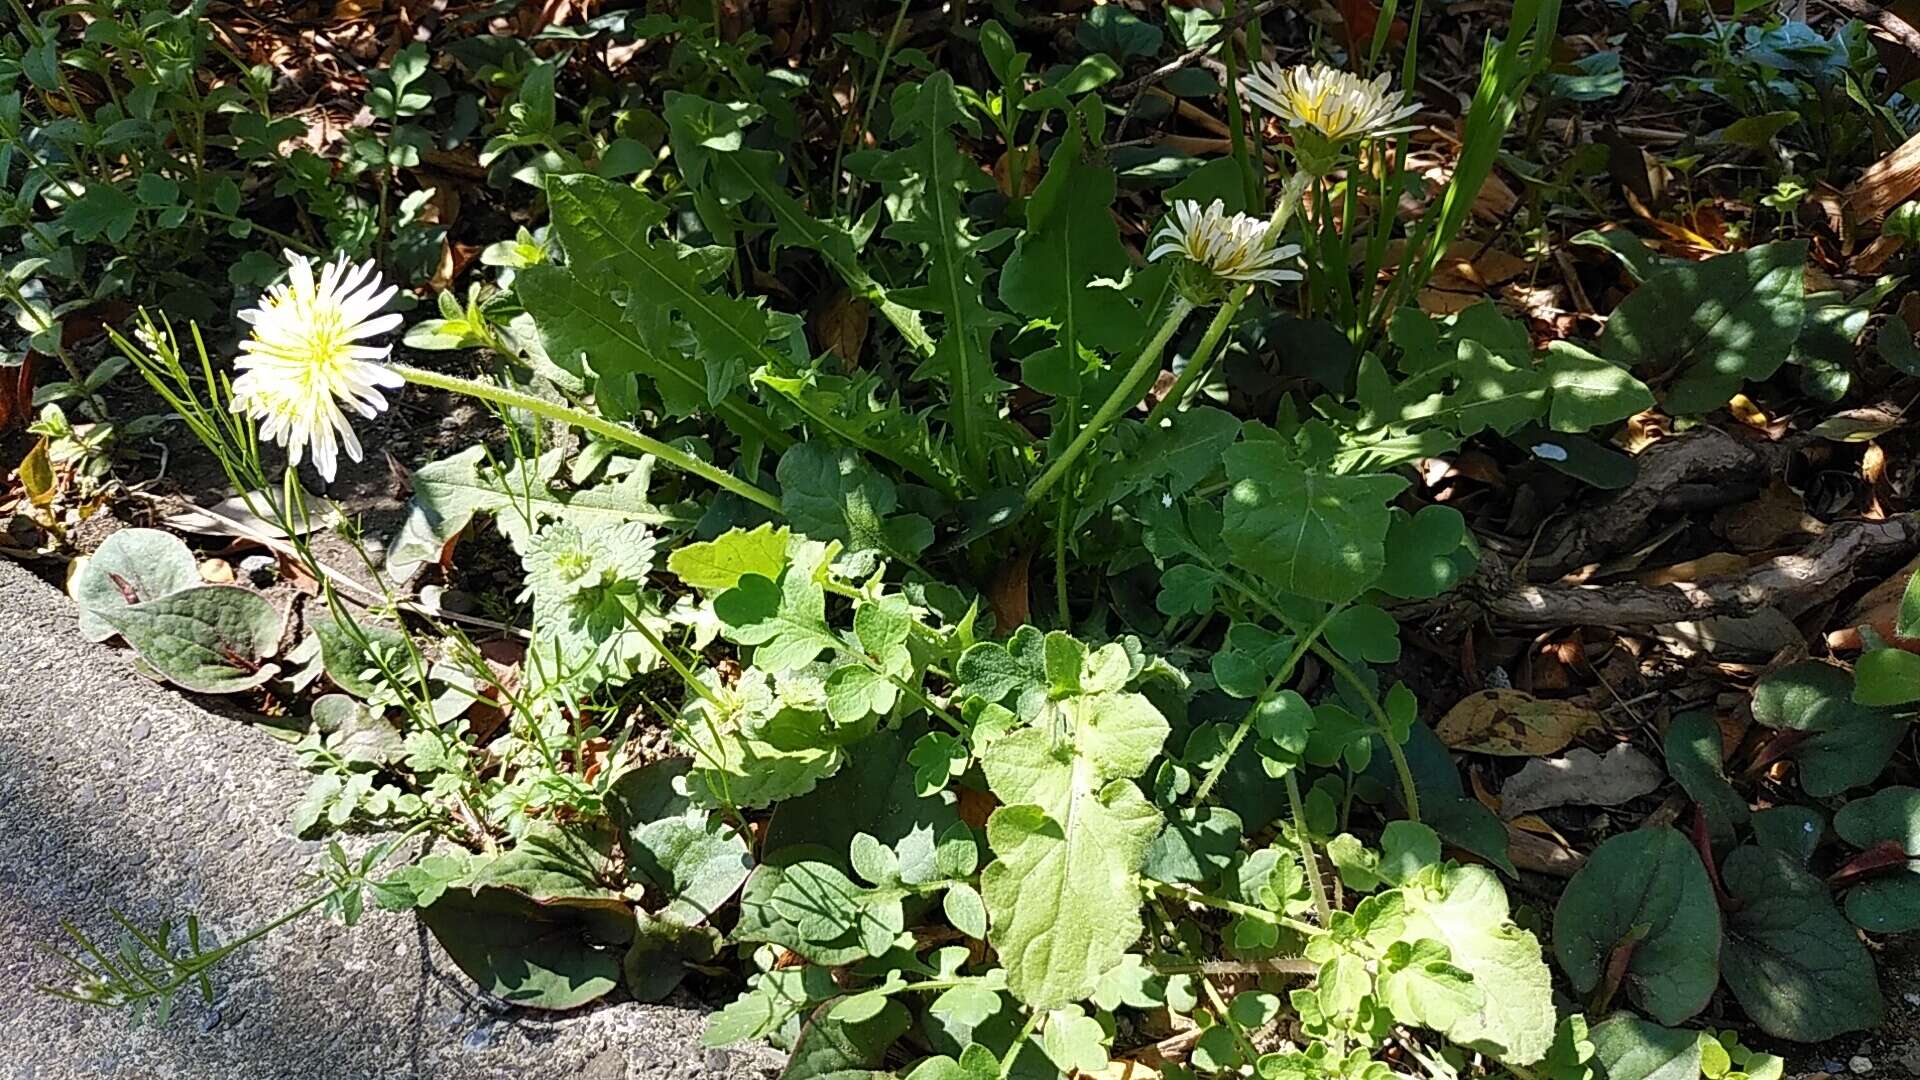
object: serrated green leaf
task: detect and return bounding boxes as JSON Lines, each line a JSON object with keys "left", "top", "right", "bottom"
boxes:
{"left": 1543, "top": 341, "right": 1654, "bottom": 432}
{"left": 999, "top": 115, "right": 1151, "bottom": 357}
{"left": 878, "top": 73, "right": 1013, "bottom": 483}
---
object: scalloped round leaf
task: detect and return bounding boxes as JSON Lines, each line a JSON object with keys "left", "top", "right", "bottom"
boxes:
{"left": 97, "top": 585, "right": 283, "bottom": 693}
{"left": 69, "top": 527, "right": 199, "bottom": 642}
{"left": 1378, "top": 505, "right": 1477, "bottom": 600}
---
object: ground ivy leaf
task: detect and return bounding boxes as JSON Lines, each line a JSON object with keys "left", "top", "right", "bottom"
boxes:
{"left": 1376, "top": 505, "right": 1476, "bottom": 601}
{"left": 1720, "top": 844, "right": 1884, "bottom": 1041}
{"left": 1552, "top": 828, "right": 1720, "bottom": 1026}
{"left": 1401, "top": 864, "right": 1555, "bottom": 1065}
{"left": 714, "top": 568, "right": 837, "bottom": 672}
{"left": 777, "top": 443, "right": 931, "bottom": 565}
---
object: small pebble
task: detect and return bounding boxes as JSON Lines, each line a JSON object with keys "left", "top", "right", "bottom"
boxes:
{"left": 239, "top": 554, "right": 277, "bottom": 586}
{"left": 199, "top": 558, "right": 235, "bottom": 584}
{"left": 1849, "top": 1056, "right": 1873, "bottom": 1074}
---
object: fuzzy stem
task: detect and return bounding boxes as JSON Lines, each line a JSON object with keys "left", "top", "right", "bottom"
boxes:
{"left": 1285, "top": 769, "right": 1334, "bottom": 925}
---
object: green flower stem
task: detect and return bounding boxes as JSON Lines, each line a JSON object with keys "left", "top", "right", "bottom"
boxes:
{"left": 1145, "top": 880, "right": 1322, "bottom": 937}
{"left": 388, "top": 363, "right": 782, "bottom": 514}
{"left": 1191, "top": 608, "right": 1334, "bottom": 806}
{"left": 1284, "top": 769, "right": 1334, "bottom": 926}
{"left": 1144, "top": 196, "right": 1299, "bottom": 426}
{"left": 1024, "top": 296, "right": 1196, "bottom": 505}
{"left": 1142, "top": 286, "right": 1244, "bottom": 426}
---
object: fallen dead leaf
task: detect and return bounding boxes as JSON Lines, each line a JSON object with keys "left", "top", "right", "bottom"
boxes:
{"left": 1827, "top": 551, "right": 1920, "bottom": 653}
{"left": 814, "top": 288, "right": 870, "bottom": 368}
{"left": 1847, "top": 127, "right": 1920, "bottom": 223}
{"left": 1436, "top": 689, "right": 1603, "bottom": 756}
{"left": 1499, "top": 744, "right": 1665, "bottom": 819}
{"left": 1637, "top": 552, "right": 1753, "bottom": 588}
{"left": 1505, "top": 821, "right": 1586, "bottom": 877}
{"left": 1711, "top": 481, "right": 1821, "bottom": 552}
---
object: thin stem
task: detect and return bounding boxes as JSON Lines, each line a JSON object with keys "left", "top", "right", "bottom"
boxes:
{"left": 388, "top": 363, "right": 781, "bottom": 513}
{"left": 1144, "top": 194, "right": 1299, "bottom": 425}
{"left": 1284, "top": 770, "right": 1334, "bottom": 925}
{"left": 1215, "top": 570, "right": 1422, "bottom": 823}
{"left": 1145, "top": 880, "right": 1322, "bottom": 936}
{"left": 194, "top": 207, "right": 318, "bottom": 255}
{"left": 1143, "top": 288, "right": 1242, "bottom": 425}
{"left": 1191, "top": 608, "right": 1334, "bottom": 805}
{"left": 1026, "top": 296, "right": 1195, "bottom": 504}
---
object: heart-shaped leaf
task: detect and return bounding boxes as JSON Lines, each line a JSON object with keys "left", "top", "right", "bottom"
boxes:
{"left": 99, "top": 585, "right": 283, "bottom": 693}
{"left": 69, "top": 527, "right": 199, "bottom": 642}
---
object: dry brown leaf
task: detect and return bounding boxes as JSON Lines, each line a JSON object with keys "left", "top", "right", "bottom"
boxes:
{"left": 1847, "top": 128, "right": 1920, "bottom": 223}
{"left": 814, "top": 289, "right": 871, "bottom": 368}
{"left": 1727, "top": 393, "right": 1769, "bottom": 429}
{"left": 1637, "top": 552, "right": 1753, "bottom": 588}
{"left": 1827, "top": 551, "right": 1920, "bottom": 653}
{"left": 1505, "top": 822, "right": 1586, "bottom": 877}
{"left": 1498, "top": 744, "right": 1664, "bottom": 819}
{"left": 985, "top": 549, "right": 1030, "bottom": 635}
{"left": 1435, "top": 689, "right": 1603, "bottom": 756}
{"left": 1711, "top": 481, "right": 1821, "bottom": 551}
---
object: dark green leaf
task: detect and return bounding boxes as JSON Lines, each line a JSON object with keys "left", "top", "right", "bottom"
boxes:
{"left": 1552, "top": 828, "right": 1720, "bottom": 1025}
{"left": 1720, "top": 845, "right": 1883, "bottom": 1041}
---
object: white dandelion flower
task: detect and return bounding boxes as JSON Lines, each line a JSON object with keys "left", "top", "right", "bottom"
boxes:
{"left": 229, "top": 250, "right": 404, "bottom": 481}
{"left": 1148, "top": 199, "right": 1302, "bottom": 287}
{"left": 1240, "top": 62, "right": 1423, "bottom": 144}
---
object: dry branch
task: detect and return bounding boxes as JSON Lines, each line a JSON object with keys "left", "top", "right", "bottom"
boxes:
{"left": 1477, "top": 516, "right": 1920, "bottom": 628}
{"left": 1523, "top": 428, "right": 1799, "bottom": 581}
